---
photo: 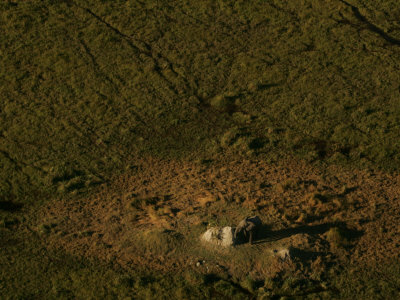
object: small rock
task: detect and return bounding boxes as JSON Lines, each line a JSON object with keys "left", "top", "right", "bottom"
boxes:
{"left": 196, "top": 262, "right": 201, "bottom": 267}
{"left": 273, "top": 248, "right": 291, "bottom": 261}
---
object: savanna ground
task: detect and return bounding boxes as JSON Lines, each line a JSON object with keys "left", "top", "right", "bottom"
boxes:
{"left": 1, "top": 0, "right": 400, "bottom": 298}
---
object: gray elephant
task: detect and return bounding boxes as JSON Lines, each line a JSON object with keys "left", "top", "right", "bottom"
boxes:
{"left": 234, "top": 216, "right": 262, "bottom": 245}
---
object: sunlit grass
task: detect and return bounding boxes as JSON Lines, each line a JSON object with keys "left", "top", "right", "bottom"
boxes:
{"left": 1, "top": 0, "right": 400, "bottom": 298}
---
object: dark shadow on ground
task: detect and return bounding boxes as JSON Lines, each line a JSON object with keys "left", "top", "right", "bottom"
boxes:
{"left": 253, "top": 222, "right": 363, "bottom": 244}
{"left": 288, "top": 248, "right": 324, "bottom": 261}
{"left": 0, "top": 201, "right": 23, "bottom": 212}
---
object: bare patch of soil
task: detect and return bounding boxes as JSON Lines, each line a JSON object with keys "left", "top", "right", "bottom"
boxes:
{"left": 36, "top": 156, "right": 400, "bottom": 285}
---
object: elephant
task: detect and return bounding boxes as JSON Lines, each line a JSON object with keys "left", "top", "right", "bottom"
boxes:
{"left": 234, "top": 216, "right": 262, "bottom": 245}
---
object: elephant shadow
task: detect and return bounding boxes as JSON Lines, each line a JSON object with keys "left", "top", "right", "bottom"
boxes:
{"left": 252, "top": 222, "right": 362, "bottom": 245}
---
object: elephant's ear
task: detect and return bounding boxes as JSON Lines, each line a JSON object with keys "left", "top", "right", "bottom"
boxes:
{"left": 245, "top": 222, "right": 255, "bottom": 231}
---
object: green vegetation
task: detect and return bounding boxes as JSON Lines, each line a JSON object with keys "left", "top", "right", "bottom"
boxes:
{"left": 333, "top": 261, "right": 400, "bottom": 299}
{"left": 325, "top": 227, "right": 349, "bottom": 249}
{"left": 1, "top": 0, "right": 400, "bottom": 201}
{"left": 1, "top": 230, "right": 237, "bottom": 300}
{"left": 1, "top": 0, "right": 400, "bottom": 298}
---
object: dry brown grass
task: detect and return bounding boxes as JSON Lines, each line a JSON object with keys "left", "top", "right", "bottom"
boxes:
{"left": 34, "top": 155, "right": 400, "bottom": 297}
{"left": 196, "top": 194, "right": 216, "bottom": 208}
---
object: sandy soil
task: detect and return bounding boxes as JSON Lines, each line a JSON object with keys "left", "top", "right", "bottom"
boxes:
{"left": 36, "top": 155, "right": 400, "bottom": 282}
